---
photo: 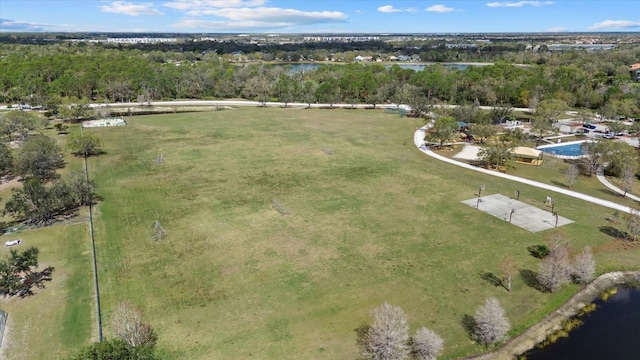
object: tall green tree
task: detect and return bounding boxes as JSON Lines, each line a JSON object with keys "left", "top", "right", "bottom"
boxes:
{"left": 425, "top": 116, "right": 458, "bottom": 147}
{"left": 478, "top": 142, "right": 513, "bottom": 168}
{"left": 67, "top": 131, "right": 103, "bottom": 157}
{"left": 13, "top": 135, "right": 62, "bottom": 180}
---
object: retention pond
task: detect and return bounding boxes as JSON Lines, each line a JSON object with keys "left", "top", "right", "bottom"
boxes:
{"left": 525, "top": 286, "right": 640, "bottom": 359}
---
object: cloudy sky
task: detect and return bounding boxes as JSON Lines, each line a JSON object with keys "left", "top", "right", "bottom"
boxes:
{"left": 1, "top": 0, "right": 639, "bottom": 33}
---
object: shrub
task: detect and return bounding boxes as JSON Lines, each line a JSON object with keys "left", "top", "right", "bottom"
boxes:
{"left": 527, "top": 244, "right": 549, "bottom": 258}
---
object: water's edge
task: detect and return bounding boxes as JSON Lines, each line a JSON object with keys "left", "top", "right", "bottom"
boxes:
{"left": 463, "top": 271, "right": 640, "bottom": 360}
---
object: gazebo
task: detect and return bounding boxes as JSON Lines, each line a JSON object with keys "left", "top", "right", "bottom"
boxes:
{"left": 511, "top": 146, "right": 543, "bottom": 165}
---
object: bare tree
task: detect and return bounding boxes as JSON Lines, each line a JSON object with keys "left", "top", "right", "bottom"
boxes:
{"left": 499, "top": 256, "right": 516, "bottom": 292}
{"left": 565, "top": 163, "right": 580, "bottom": 188}
{"left": 111, "top": 301, "right": 157, "bottom": 348}
{"left": 537, "top": 234, "right": 572, "bottom": 292}
{"left": 364, "top": 303, "right": 410, "bottom": 360}
{"left": 412, "top": 327, "right": 444, "bottom": 360}
{"left": 626, "top": 208, "right": 640, "bottom": 241}
{"left": 620, "top": 164, "right": 636, "bottom": 197}
{"left": 156, "top": 153, "right": 165, "bottom": 165}
{"left": 152, "top": 220, "right": 167, "bottom": 241}
{"left": 473, "top": 297, "right": 510, "bottom": 345}
{"left": 572, "top": 246, "right": 596, "bottom": 284}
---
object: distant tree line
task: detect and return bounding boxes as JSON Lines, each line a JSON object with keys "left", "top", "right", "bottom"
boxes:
{"left": 1, "top": 43, "right": 639, "bottom": 118}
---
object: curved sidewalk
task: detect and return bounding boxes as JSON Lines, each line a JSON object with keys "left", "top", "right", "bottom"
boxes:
{"left": 596, "top": 167, "right": 640, "bottom": 202}
{"left": 413, "top": 127, "right": 634, "bottom": 214}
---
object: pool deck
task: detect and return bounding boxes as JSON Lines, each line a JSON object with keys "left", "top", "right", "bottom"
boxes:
{"left": 536, "top": 139, "right": 588, "bottom": 149}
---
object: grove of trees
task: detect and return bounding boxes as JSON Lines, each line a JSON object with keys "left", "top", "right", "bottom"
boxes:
{"left": 362, "top": 303, "right": 444, "bottom": 360}
{"left": 1, "top": 42, "right": 639, "bottom": 121}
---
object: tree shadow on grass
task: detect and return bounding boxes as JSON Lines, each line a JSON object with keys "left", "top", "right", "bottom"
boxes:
{"left": 480, "top": 271, "right": 503, "bottom": 288}
{"left": 354, "top": 323, "right": 370, "bottom": 358}
{"left": 17, "top": 266, "right": 55, "bottom": 298}
{"left": 551, "top": 180, "right": 568, "bottom": 188}
{"left": 520, "top": 268, "right": 544, "bottom": 292}
{"left": 461, "top": 314, "right": 477, "bottom": 339}
{"left": 599, "top": 225, "right": 629, "bottom": 240}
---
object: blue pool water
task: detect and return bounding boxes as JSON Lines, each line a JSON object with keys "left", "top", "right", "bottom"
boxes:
{"left": 538, "top": 141, "right": 588, "bottom": 157}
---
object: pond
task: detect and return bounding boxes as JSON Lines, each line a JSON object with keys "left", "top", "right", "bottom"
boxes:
{"left": 525, "top": 287, "right": 640, "bottom": 359}
{"left": 281, "top": 62, "right": 472, "bottom": 73}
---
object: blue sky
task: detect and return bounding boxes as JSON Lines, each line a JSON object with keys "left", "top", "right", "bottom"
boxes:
{"left": 1, "top": 1, "right": 639, "bottom": 33}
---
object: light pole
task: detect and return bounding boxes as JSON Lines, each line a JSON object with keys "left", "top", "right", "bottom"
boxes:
{"left": 510, "top": 209, "right": 516, "bottom": 223}
{"left": 554, "top": 211, "right": 559, "bottom": 228}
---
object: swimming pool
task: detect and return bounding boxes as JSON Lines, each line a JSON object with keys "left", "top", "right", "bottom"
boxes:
{"left": 537, "top": 140, "right": 590, "bottom": 157}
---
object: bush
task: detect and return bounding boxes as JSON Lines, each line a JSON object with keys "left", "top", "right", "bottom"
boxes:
{"left": 528, "top": 244, "right": 549, "bottom": 258}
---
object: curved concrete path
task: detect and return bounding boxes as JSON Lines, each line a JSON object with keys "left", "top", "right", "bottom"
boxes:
{"left": 596, "top": 166, "right": 640, "bottom": 202}
{"left": 413, "top": 127, "right": 634, "bottom": 214}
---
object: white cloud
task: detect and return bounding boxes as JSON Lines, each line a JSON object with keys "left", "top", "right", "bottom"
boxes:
{"left": 486, "top": 1, "right": 553, "bottom": 7}
{"left": 100, "top": 1, "right": 164, "bottom": 16}
{"left": 163, "top": 0, "right": 266, "bottom": 11}
{"left": 426, "top": 4, "right": 456, "bottom": 13}
{"left": 377, "top": 5, "right": 416, "bottom": 13}
{"left": 172, "top": 7, "right": 347, "bottom": 30}
{"left": 0, "top": 18, "right": 45, "bottom": 31}
{"left": 198, "top": 7, "right": 346, "bottom": 21}
{"left": 165, "top": 0, "right": 347, "bottom": 30}
{"left": 588, "top": 20, "right": 640, "bottom": 30}
{"left": 378, "top": 5, "right": 401, "bottom": 13}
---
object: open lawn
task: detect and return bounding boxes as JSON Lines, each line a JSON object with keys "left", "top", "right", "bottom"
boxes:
{"left": 0, "top": 222, "right": 94, "bottom": 360}
{"left": 0, "top": 128, "right": 95, "bottom": 360}
{"left": 83, "top": 107, "right": 640, "bottom": 359}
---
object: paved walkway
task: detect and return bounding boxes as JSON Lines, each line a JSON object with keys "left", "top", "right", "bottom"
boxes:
{"left": 413, "top": 127, "right": 635, "bottom": 214}
{"left": 596, "top": 166, "right": 640, "bottom": 202}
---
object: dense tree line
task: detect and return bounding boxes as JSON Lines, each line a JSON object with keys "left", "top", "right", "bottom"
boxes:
{"left": 1, "top": 43, "right": 639, "bottom": 117}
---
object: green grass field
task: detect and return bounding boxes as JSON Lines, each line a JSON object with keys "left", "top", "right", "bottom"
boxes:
{"left": 0, "top": 130, "right": 94, "bottom": 360}
{"left": 6, "top": 107, "right": 640, "bottom": 359}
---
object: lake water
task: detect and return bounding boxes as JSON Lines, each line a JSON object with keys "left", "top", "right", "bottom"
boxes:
{"left": 283, "top": 62, "right": 471, "bottom": 73}
{"left": 525, "top": 287, "right": 640, "bottom": 359}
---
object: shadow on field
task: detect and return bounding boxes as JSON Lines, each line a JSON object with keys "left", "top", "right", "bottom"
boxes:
{"left": 520, "top": 269, "right": 543, "bottom": 291}
{"left": 480, "top": 271, "right": 503, "bottom": 288}
{"left": 354, "top": 323, "right": 371, "bottom": 356}
{"left": 460, "top": 314, "right": 477, "bottom": 339}
{"left": 599, "top": 225, "right": 628, "bottom": 240}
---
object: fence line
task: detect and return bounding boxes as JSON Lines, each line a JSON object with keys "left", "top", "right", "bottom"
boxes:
{"left": 82, "top": 127, "right": 103, "bottom": 342}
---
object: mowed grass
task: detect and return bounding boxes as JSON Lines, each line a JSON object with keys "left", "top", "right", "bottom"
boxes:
{"left": 87, "top": 108, "right": 640, "bottom": 360}
{"left": 0, "top": 129, "right": 95, "bottom": 360}
{"left": 0, "top": 222, "right": 94, "bottom": 359}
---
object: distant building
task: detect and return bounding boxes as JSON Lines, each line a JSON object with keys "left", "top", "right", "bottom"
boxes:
{"left": 630, "top": 64, "right": 640, "bottom": 82}
{"left": 547, "top": 44, "right": 616, "bottom": 52}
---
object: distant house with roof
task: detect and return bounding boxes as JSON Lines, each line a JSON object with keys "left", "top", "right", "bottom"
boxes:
{"left": 630, "top": 64, "right": 640, "bottom": 82}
